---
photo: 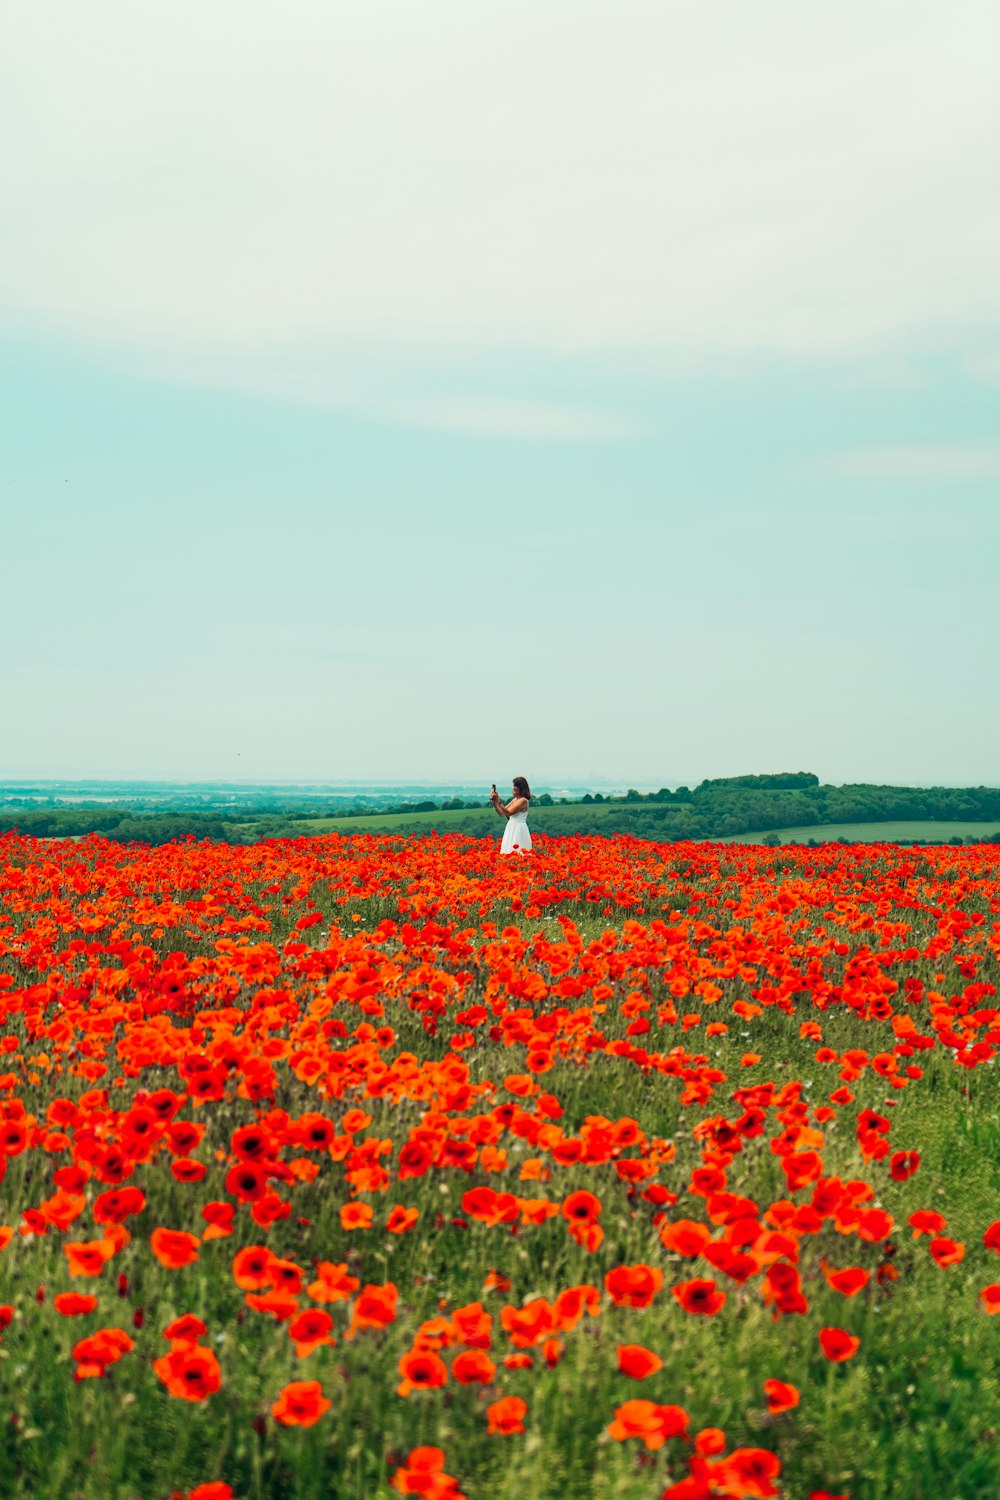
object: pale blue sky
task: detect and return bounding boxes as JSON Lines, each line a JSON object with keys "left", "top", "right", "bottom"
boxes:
{"left": 3, "top": 2, "right": 999, "bottom": 784}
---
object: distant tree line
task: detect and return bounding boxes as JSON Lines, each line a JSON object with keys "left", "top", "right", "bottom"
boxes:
{"left": 3, "top": 774, "right": 1000, "bottom": 846}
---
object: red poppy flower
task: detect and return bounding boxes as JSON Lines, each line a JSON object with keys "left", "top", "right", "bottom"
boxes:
{"left": 153, "top": 1344, "right": 222, "bottom": 1401}
{"left": 163, "top": 1314, "right": 208, "bottom": 1344}
{"left": 397, "top": 1348, "right": 448, "bottom": 1396}
{"left": 225, "top": 1162, "right": 267, "bottom": 1202}
{"left": 486, "top": 1396, "right": 527, "bottom": 1436}
{"left": 672, "top": 1279, "right": 726, "bottom": 1316}
{"left": 608, "top": 1400, "right": 689, "bottom": 1450}
{"left": 391, "top": 1446, "right": 466, "bottom": 1499}
{"left": 452, "top": 1349, "right": 496, "bottom": 1385}
{"left": 713, "top": 1446, "right": 782, "bottom": 1498}
{"left": 232, "top": 1246, "right": 274, "bottom": 1290}
{"left": 659, "top": 1219, "right": 711, "bottom": 1257}
{"left": 64, "top": 1239, "right": 115, "bottom": 1278}
{"left": 929, "top": 1236, "right": 965, "bottom": 1268}
{"left": 604, "top": 1264, "right": 664, "bottom": 1309}
{"left": 150, "top": 1228, "right": 201, "bottom": 1270}
{"left": 763, "top": 1378, "right": 800, "bottom": 1414}
{"left": 288, "top": 1309, "right": 335, "bottom": 1357}
{"left": 54, "top": 1293, "right": 99, "bottom": 1317}
{"left": 271, "top": 1378, "right": 331, "bottom": 1426}
{"left": 307, "top": 1261, "right": 360, "bottom": 1303}
{"left": 818, "top": 1327, "right": 860, "bottom": 1362}
{"left": 71, "top": 1327, "right": 134, "bottom": 1380}
{"left": 561, "top": 1190, "right": 602, "bottom": 1224}
{"left": 617, "top": 1344, "right": 663, "bottom": 1380}
{"left": 908, "top": 1209, "right": 947, "bottom": 1239}
{"left": 340, "top": 1203, "right": 373, "bottom": 1231}
{"left": 889, "top": 1150, "right": 920, "bottom": 1182}
{"left": 821, "top": 1263, "right": 870, "bottom": 1297}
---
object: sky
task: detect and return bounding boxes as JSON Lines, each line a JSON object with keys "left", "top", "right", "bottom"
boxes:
{"left": 2, "top": 1, "right": 999, "bottom": 786}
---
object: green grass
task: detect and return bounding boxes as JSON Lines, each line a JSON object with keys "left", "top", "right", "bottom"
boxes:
{"left": 716, "top": 821, "right": 1000, "bottom": 845}
{"left": 287, "top": 801, "right": 675, "bottom": 837}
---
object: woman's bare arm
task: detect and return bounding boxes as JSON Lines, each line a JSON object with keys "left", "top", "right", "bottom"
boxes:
{"left": 491, "top": 793, "right": 509, "bottom": 820}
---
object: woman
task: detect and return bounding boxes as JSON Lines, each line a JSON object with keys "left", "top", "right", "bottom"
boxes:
{"left": 491, "top": 776, "right": 533, "bottom": 855}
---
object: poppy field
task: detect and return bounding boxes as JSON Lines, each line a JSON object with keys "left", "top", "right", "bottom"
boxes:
{"left": 0, "top": 831, "right": 998, "bottom": 1500}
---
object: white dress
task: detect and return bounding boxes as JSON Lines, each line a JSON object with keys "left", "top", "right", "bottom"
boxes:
{"left": 500, "top": 803, "right": 532, "bottom": 855}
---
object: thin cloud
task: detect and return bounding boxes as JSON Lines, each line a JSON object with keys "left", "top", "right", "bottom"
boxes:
{"left": 395, "top": 399, "right": 637, "bottom": 439}
{"left": 2, "top": 0, "right": 999, "bottom": 411}
{"left": 821, "top": 443, "right": 1000, "bottom": 480}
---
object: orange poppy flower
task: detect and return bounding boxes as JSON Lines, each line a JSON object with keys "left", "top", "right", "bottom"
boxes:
{"left": 712, "top": 1447, "right": 782, "bottom": 1499}
{"left": 659, "top": 1219, "right": 711, "bottom": 1257}
{"left": 307, "top": 1261, "right": 360, "bottom": 1304}
{"left": 604, "top": 1264, "right": 664, "bottom": 1309}
{"left": 271, "top": 1378, "right": 331, "bottom": 1427}
{"left": 617, "top": 1344, "right": 662, "bottom": 1380}
{"left": 385, "top": 1205, "right": 419, "bottom": 1235}
{"left": 450, "top": 1300, "right": 493, "bottom": 1347}
{"left": 162, "top": 1315, "right": 208, "bottom": 1346}
{"left": 288, "top": 1309, "right": 335, "bottom": 1356}
{"left": 231, "top": 1245, "right": 275, "bottom": 1290}
{"left": 929, "top": 1236, "right": 965, "bottom": 1267}
{"left": 486, "top": 1396, "right": 527, "bottom": 1436}
{"left": 452, "top": 1349, "right": 496, "bottom": 1385}
{"left": 340, "top": 1202, "right": 373, "bottom": 1231}
{"left": 695, "top": 1428, "right": 727, "bottom": 1456}
{"left": 153, "top": 1344, "right": 222, "bottom": 1401}
{"left": 64, "top": 1239, "right": 115, "bottom": 1278}
{"left": 608, "top": 1399, "right": 689, "bottom": 1450}
{"left": 150, "top": 1228, "right": 201, "bottom": 1269}
{"left": 500, "top": 1298, "right": 555, "bottom": 1347}
{"left": 346, "top": 1281, "right": 398, "bottom": 1338}
{"left": 561, "top": 1190, "right": 601, "bottom": 1224}
{"left": 397, "top": 1348, "right": 448, "bottom": 1396}
{"left": 391, "top": 1446, "right": 467, "bottom": 1499}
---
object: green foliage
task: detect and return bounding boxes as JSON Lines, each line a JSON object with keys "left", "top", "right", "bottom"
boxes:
{"left": 697, "top": 772, "right": 820, "bottom": 791}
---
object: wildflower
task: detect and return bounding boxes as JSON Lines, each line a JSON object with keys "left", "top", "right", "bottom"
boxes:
{"left": 672, "top": 1279, "right": 726, "bottom": 1316}
{"left": 452, "top": 1349, "right": 496, "bottom": 1385}
{"left": 486, "top": 1396, "right": 527, "bottom": 1435}
{"left": 617, "top": 1344, "right": 662, "bottom": 1380}
{"left": 604, "top": 1264, "right": 664, "bottom": 1309}
{"left": 153, "top": 1344, "right": 222, "bottom": 1401}
{"left": 818, "top": 1327, "right": 860, "bottom": 1362}
{"left": 763, "top": 1378, "right": 800, "bottom": 1414}
{"left": 608, "top": 1399, "right": 689, "bottom": 1449}
{"left": 271, "top": 1379, "right": 331, "bottom": 1426}
{"left": 397, "top": 1349, "right": 448, "bottom": 1396}
{"left": 150, "top": 1228, "right": 201, "bottom": 1269}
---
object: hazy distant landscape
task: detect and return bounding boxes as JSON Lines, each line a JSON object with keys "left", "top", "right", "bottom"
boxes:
{"left": 4, "top": 772, "right": 999, "bottom": 846}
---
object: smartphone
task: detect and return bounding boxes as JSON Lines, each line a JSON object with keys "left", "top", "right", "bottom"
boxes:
{"left": 492, "top": 783, "right": 497, "bottom": 794}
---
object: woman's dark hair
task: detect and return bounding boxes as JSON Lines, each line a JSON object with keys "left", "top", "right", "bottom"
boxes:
{"left": 512, "top": 776, "right": 532, "bottom": 800}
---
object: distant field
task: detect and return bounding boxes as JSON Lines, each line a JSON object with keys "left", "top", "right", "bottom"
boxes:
{"left": 275, "top": 809, "right": 1000, "bottom": 844}
{"left": 286, "top": 800, "right": 669, "bottom": 836}
{"left": 716, "top": 820, "right": 1000, "bottom": 844}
